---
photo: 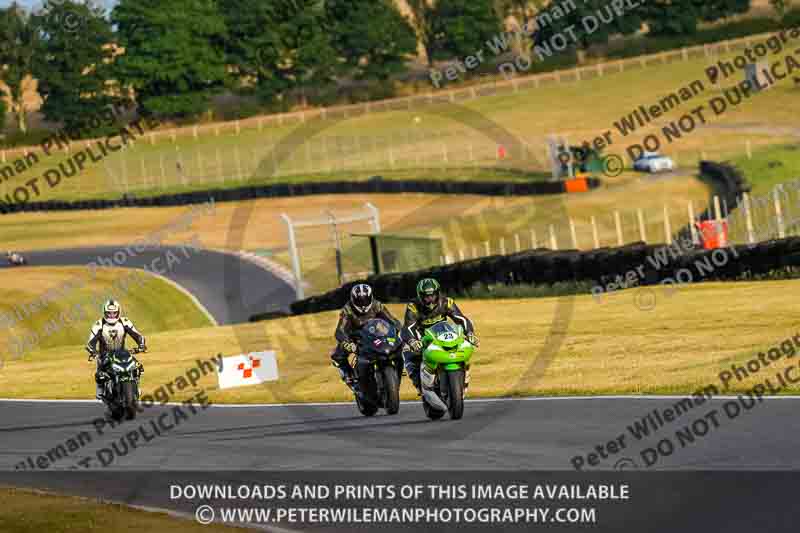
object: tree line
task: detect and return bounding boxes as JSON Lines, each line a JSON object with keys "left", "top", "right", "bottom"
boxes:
{"left": 0, "top": 0, "right": 757, "bottom": 135}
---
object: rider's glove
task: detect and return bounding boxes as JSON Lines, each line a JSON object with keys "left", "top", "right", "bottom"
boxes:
{"left": 466, "top": 333, "right": 480, "bottom": 347}
{"left": 86, "top": 346, "right": 97, "bottom": 360}
{"left": 342, "top": 341, "right": 357, "bottom": 354}
{"left": 409, "top": 339, "right": 423, "bottom": 352}
{"left": 138, "top": 342, "right": 147, "bottom": 352}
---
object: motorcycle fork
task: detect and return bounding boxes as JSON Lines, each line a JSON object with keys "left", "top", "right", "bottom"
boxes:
{"left": 436, "top": 368, "right": 449, "bottom": 404}
{"left": 374, "top": 361, "right": 386, "bottom": 407}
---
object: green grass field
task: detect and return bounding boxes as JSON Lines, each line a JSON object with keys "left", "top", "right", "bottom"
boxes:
{"left": 733, "top": 143, "right": 800, "bottom": 195}
{"left": 1, "top": 36, "right": 797, "bottom": 203}
{"left": 0, "top": 267, "right": 213, "bottom": 361}
{"left": 3, "top": 280, "right": 800, "bottom": 403}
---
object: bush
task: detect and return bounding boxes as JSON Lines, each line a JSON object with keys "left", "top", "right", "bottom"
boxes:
{"left": 602, "top": 15, "right": 785, "bottom": 60}
{"left": 782, "top": 7, "right": 800, "bottom": 27}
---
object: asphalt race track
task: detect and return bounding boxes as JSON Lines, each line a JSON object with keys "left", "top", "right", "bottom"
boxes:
{"left": 3, "top": 397, "right": 800, "bottom": 532}
{"left": 0, "top": 246, "right": 295, "bottom": 324}
{"left": 3, "top": 396, "right": 800, "bottom": 471}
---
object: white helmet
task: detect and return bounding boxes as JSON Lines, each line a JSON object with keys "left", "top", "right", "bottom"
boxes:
{"left": 350, "top": 284, "right": 373, "bottom": 314}
{"left": 103, "top": 300, "right": 121, "bottom": 325}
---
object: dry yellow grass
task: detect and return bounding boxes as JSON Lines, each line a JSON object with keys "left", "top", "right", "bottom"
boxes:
{"left": 0, "top": 487, "right": 240, "bottom": 533}
{"left": 3, "top": 280, "right": 799, "bottom": 402}
{"left": 0, "top": 193, "right": 542, "bottom": 253}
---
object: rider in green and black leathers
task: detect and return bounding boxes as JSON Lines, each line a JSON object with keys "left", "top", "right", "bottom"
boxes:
{"left": 332, "top": 283, "right": 402, "bottom": 386}
{"left": 402, "top": 278, "right": 479, "bottom": 394}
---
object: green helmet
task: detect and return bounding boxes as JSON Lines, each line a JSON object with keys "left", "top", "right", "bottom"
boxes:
{"left": 416, "top": 278, "right": 441, "bottom": 311}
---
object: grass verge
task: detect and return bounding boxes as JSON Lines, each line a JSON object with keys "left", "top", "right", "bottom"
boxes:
{"left": 731, "top": 143, "right": 800, "bottom": 195}
{"left": 3, "top": 280, "right": 800, "bottom": 402}
{"left": 0, "top": 267, "right": 214, "bottom": 358}
{"left": 0, "top": 487, "right": 239, "bottom": 533}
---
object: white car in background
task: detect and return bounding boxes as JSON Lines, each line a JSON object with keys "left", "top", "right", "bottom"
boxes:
{"left": 633, "top": 152, "right": 675, "bottom": 173}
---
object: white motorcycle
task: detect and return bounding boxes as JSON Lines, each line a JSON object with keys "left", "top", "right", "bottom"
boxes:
{"left": 6, "top": 253, "right": 26, "bottom": 266}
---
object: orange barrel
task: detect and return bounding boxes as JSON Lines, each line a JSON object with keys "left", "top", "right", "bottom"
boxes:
{"left": 696, "top": 220, "right": 729, "bottom": 249}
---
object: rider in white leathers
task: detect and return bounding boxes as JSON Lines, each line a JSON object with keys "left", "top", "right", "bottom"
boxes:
{"left": 86, "top": 300, "right": 146, "bottom": 399}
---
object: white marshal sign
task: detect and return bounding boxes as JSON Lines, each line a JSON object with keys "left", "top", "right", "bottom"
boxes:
{"left": 217, "top": 351, "right": 279, "bottom": 389}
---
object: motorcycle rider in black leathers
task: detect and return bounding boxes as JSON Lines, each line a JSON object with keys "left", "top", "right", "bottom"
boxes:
{"left": 332, "top": 283, "right": 402, "bottom": 386}
{"left": 86, "top": 300, "right": 147, "bottom": 399}
{"left": 401, "top": 278, "right": 479, "bottom": 394}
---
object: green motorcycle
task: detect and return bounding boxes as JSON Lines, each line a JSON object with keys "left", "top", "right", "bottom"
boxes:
{"left": 420, "top": 321, "right": 475, "bottom": 420}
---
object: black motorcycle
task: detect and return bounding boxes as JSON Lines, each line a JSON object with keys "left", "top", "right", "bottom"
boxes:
{"left": 91, "top": 347, "right": 145, "bottom": 421}
{"left": 348, "top": 319, "right": 403, "bottom": 417}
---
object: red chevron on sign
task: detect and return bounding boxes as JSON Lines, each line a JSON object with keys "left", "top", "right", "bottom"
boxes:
{"left": 237, "top": 355, "right": 262, "bottom": 379}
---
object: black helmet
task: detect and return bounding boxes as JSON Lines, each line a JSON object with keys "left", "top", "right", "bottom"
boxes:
{"left": 350, "top": 284, "right": 373, "bottom": 314}
{"left": 416, "top": 278, "right": 441, "bottom": 311}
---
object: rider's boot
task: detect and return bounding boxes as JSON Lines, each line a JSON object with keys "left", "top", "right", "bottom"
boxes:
{"left": 337, "top": 366, "right": 355, "bottom": 387}
{"left": 95, "top": 370, "right": 109, "bottom": 400}
{"left": 408, "top": 367, "right": 422, "bottom": 396}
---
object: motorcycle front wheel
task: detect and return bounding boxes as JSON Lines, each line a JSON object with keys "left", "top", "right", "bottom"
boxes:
{"left": 422, "top": 396, "right": 445, "bottom": 420}
{"left": 381, "top": 365, "right": 400, "bottom": 415}
{"left": 447, "top": 369, "right": 465, "bottom": 420}
{"left": 355, "top": 389, "right": 378, "bottom": 417}
{"left": 121, "top": 381, "right": 138, "bottom": 420}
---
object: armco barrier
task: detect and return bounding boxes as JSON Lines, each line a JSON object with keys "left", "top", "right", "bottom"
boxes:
{"left": 0, "top": 177, "right": 601, "bottom": 215}
{"left": 285, "top": 237, "right": 800, "bottom": 317}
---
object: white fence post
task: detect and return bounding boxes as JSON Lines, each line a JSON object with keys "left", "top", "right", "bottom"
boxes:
{"left": 774, "top": 188, "right": 786, "bottom": 239}
{"left": 614, "top": 211, "right": 623, "bottom": 246}
{"left": 663, "top": 205, "right": 673, "bottom": 244}
{"left": 591, "top": 216, "right": 600, "bottom": 249}
{"left": 549, "top": 225, "right": 558, "bottom": 250}
{"left": 569, "top": 218, "right": 578, "bottom": 249}
{"left": 742, "top": 193, "right": 755, "bottom": 244}
{"left": 688, "top": 201, "right": 699, "bottom": 245}
{"left": 637, "top": 208, "right": 647, "bottom": 243}
{"left": 484, "top": 241, "right": 490, "bottom": 256}
{"left": 514, "top": 233, "right": 521, "bottom": 253}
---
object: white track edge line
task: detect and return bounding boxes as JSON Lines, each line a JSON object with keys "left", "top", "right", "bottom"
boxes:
{"left": 142, "top": 270, "right": 219, "bottom": 327}
{"left": 4, "top": 395, "right": 800, "bottom": 407}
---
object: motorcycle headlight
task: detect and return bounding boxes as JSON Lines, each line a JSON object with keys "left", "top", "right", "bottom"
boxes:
{"left": 112, "top": 364, "right": 125, "bottom": 373}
